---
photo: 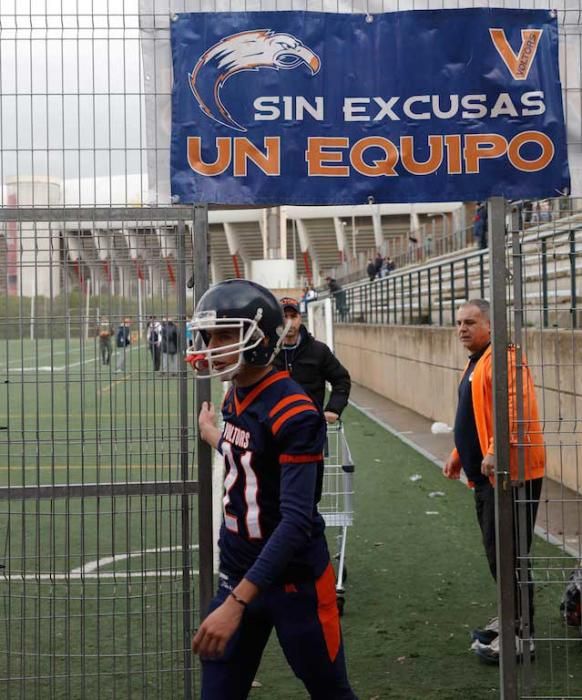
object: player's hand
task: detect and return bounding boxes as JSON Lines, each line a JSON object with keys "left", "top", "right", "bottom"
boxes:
{"left": 191, "top": 596, "right": 244, "bottom": 659}
{"left": 324, "top": 411, "right": 339, "bottom": 424}
{"left": 481, "top": 453, "right": 496, "bottom": 478}
{"left": 443, "top": 455, "right": 462, "bottom": 480}
{"left": 198, "top": 402, "right": 221, "bottom": 449}
{"left": 198, "top": 402, "right": 217, "bottom": 440}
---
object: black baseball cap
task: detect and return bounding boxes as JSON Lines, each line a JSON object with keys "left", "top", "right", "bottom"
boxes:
{"left": 279, "top": 296, "right": 300, "bottom": 313}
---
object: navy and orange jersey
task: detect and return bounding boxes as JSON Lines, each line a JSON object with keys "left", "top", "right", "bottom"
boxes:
{"left": 216, "top": 368, "right": 329, "bottom": 590}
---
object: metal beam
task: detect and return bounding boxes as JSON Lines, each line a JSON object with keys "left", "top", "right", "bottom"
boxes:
{"left": 193, "top": 204, "right": 214, "bottom": 619}
{"left": 0, "top": 481, "right": 199, "bottom": 500}
{"left": 488, "top": 196, "right": 517, "bottom": 699}
{"left": 0, "top": 207, "right": 194, "bottom": 222}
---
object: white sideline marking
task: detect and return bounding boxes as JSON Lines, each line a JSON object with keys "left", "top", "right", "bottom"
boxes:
{"left": 2, "top": 571, "right": 200, "bottom": 581}
{"left": 7, "top": 357, "right": 99, "bottom": 373}
{"left": 5, "top": 348, "right": 71, "bottom": 367}
{"left": 1, "top": 545, "right": 199, "bottom": 582}
{"left": 7, "top": 345, "right": 138, "bottom": 373}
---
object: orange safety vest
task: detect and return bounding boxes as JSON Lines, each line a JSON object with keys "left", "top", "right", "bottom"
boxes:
{"left": 452, "top": 344, "right": 545, "bottom": 485}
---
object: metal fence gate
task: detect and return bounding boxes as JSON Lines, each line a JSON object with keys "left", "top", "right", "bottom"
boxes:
{"left": 488, "top": 198, "right": 582, "bottom": 699}
{"left": 0, "top": 205, "right": 212, "bottom": 699}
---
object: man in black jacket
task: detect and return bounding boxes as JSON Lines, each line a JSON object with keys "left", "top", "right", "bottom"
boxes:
{"left": 275, "top": 297, "right": 351, "bottom": 423}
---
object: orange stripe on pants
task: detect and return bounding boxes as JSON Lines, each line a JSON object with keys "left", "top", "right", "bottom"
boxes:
{"left": 315, "top": 562, "right": 341, "bottom": 663}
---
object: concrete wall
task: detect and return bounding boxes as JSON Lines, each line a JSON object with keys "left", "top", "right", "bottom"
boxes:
{"left": 335, "top": 324, "right": 582, "bottom": 492}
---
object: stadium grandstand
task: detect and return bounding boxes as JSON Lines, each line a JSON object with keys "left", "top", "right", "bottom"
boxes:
{"left": 0, "top": 174, "right": 468, "bottom": 297}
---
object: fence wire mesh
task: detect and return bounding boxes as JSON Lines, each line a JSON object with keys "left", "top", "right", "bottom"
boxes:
{"left": 0, "top": 210, "right": 200, "bottom": 698}
{"left": 1, "top": 2, "right": 582, "bottom": 699}
{"left": 500, "top": 200, "right": 582, "bottom": 699}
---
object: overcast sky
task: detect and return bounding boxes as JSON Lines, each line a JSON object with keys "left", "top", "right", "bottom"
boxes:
{"left": 0, "top": 0, "right": 147, "bottom": 188}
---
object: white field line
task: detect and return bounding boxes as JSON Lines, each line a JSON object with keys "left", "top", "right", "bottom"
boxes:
{"left": 5, "top": 345, "right": 139, "bottom": 373}
{"left": 1, "top": 544, "right": 199, "bottom": 582}
{"left": 5, "top": 347, "right": 73, "bottom": 367}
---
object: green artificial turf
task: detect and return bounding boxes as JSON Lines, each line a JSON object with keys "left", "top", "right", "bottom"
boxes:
{"left": 251, "top": 406, "right": 582, "bottom": 699}
{"left": 2, "top": 340, "right": 581, "bottom": 698}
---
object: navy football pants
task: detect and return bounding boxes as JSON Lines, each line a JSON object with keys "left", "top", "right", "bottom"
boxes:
{"left": 200, "top": 562, "right": 357, "bottom": 700}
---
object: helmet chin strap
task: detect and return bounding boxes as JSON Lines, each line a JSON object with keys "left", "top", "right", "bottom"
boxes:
{"left": 221, "top": 361, "right": 242, "bottom": 381}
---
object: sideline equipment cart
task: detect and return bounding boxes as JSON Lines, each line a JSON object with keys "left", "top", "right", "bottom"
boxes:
{"left": 319, "top": 422, "right": 355, "bottom": 615}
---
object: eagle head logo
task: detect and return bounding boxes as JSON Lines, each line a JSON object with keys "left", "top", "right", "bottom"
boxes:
{"left": 189, "top": 29, "right": 321, "bottom": 132}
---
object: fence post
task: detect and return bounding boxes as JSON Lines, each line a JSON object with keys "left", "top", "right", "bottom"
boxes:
{"left": 427, "top": 268, "right": 432, "bottom": 324}
{"left": 569, "top": 230, "right": 577, "bottom": 329}
{"left": 541, "top": 239, "right": 549, "bottom": 328}
{"left": 449, "top": 261, "right": 455, "bottom": 326}
{"left": 488, "top": 196, "right": 517, "bottom": 699}
{"left": 510, "top": 211, "right": 534, "bottom": 691}
{"left": 193, "top": 205, "right": 214, "bottom": 623}
{"left": 177, "top": 219, "right": 194, "bottom": 700}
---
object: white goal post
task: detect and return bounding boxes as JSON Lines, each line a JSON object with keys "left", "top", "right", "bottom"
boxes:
{"left": 307, "top": 297, "right": 335, "bottom": 352}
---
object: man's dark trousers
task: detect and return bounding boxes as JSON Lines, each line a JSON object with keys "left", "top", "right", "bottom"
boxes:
{"left": 474, "top": 477, "right": 543, "bottom": 634}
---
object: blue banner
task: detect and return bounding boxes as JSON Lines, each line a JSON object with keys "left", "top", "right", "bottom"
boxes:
{"left": 171, "top": 9, "right": 570, "bottom": 205}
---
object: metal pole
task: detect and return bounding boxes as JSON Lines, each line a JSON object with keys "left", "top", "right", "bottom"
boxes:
{"left": 193, "top": 204, "right": 214, "bottom": 619}
{"left": 84, "top": 279, "right": 91, "bottom": 339}
{"left": 488, "top": 196, "right": 517, "bottom": 699}
{"left": 569, "top": 229, "right": 577, "bottom": 329}
{"left": 541, "top": 239, "right": 549, "bottom": 328}
{"left": 511, "top": 211, "right": 533, "bottom": 691}
{"left": 30, "top": 291, "right": 35, "bottom": 341}
{"left": 137, "top": 276, "right": 143, "bottom": 340}
{"left": 177, "top": 219, "right": 193, "bottom": 700}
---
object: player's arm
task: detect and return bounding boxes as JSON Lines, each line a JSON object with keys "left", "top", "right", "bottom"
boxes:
{"left": 481, "top": 353, "right": 498, "bottom": 478}
{"left": 320, "top": 344, "right": 351, "bottom": 421}
{"left": 192, "top": 578, "right": 259, "bottom": 658}
{"left": 193, "top": 400, "right": 260, "bottom": 658}
{"left": 444, "top": 448, "right": 462, "bottom": 479}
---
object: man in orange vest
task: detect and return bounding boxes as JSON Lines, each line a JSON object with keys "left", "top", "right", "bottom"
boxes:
{"left": 444, "top": 299, "right": 544, "bottom": 664}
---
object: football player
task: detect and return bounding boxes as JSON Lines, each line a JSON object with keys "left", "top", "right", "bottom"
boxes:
{"left": 187, "top": 279, "right": 357, "bottom": 700}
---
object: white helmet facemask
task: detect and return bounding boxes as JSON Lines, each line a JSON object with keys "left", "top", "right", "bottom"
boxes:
{"left": 186, "top": 309, "right": 267, "bottom": 379}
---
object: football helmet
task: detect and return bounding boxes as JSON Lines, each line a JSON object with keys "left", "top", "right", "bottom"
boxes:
{"left": 186, "top": 279, "right": 289, "bottom": 379}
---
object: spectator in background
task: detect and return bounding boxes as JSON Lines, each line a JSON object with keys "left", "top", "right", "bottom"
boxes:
{"left": 539, "top": 199, "right": 552, "bottom": 223}
{"left": 478, "top": 202, "right": 488, "bottom": 248}
{"left": 98, "top": 318, "right": 114, "bottom": 366}
{"left": 444, "top": 299, "right": 544, "bottom": 665}
{"left": 326, "top": 276, "right": 348, "bottom": 322}
{"left": 423, "top": 233, "right": 433, "bottom": 259}
{"left": 300, "top": 285, "right": 318, "bottom": 315}
{"left": 366, "top": 259, "right": 376, "bottom": 282}
{"left": 407, "top": 235, "right": 419, "bottom": 263}
{"left": 305, "top": 285, "right": 317, "bottom": 303}
{"left": 276, "top": 297, "right": 351, "bottom": 424}
{"left": 380, "top": 257, "right": 391, "bottom": 278}
{"left": 473, "top": 204, "right": 484, "bottom": 247}
{"left": 146, "top": 315, "right": 162, "bottom": 371}
{"left": 185, "top": 316, "right": 194, "bottom": 348}
{"left": 374, "top": 251, "right": 383, "bottom": 278}
{"left": 115, "top": 318, "right": 131, "bottom": 373}
{"left": 161, "top": 317, "right": 179, "bottom": 375}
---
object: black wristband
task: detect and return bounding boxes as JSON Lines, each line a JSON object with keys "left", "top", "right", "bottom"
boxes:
{"left": 230, "top": 591, "right": 248, "bottom": 608}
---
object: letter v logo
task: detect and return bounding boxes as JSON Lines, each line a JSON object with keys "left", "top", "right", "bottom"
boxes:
{"left": 489, "top": 28, "right": 543, "bottom": 80}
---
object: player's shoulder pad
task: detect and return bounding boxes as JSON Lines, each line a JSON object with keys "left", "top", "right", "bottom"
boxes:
{"left": 264, "top": 377, "right": 320, "bottom": 437}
